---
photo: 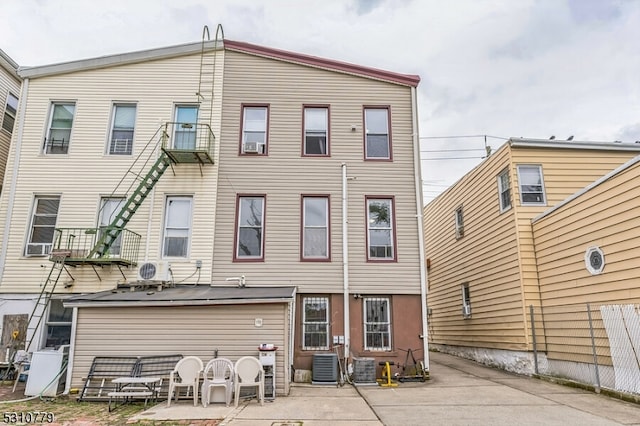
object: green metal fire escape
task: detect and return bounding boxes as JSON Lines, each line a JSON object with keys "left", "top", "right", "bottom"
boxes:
{"left": 87, "top": 153, "right": 172, "bottom": 259}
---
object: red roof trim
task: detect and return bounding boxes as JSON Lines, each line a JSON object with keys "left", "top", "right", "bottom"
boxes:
{"left": 224, "top": 39, "right": 420, "bottom": 87}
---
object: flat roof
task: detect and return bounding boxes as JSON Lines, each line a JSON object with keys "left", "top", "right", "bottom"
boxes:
{"left": 64, "top": 285, "right": 296, "bottom": 308}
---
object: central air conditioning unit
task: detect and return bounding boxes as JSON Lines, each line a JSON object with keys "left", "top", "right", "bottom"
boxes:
{"left": 462, "top": 304, "right": 472, "bottom": 318}
{"left": 243, "top": 142, "right": 260, "bottom": 153}
{"left": 137, "top": 261, "right": 170, "bottom": 282}
{"left": 312, "top": 353, "right": 338, "bottom": 384}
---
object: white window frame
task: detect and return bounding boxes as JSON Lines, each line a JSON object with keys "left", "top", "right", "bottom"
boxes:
{"left": 364, "top": 107, "right": 390, "bottom": 159}
{"left": 44, "top": 298, "right": 72, "bottom": 349}
{"left": 367, "top": 198, "right": 395, "bottom": 260}
{"left": 302, "top": 297, "right": 329, "bottom": 350}
{"left": 2, "top": 92, "right": 18, "bottom": 134}
{"left": 455, "top": 206, "right": 464, "bottom": 239}
{"left": 462, "top": 283, "right": 472, "bottom": 318}
{"left": 98, "top": 197, "right": 125, "bottom": 256}
{"left": 173, "top": 105, "right": 198, "bottom": 150}
{"left": 497, "top": 169, "right": 512, "bottom": 212}
{"left": 303, "top": 107, "right": 329, "bottom": 156}
{"left": 108, "top": 103, "right": 136, "bottom": 155}
{"left": 302, "top": 196, "right": 329, "bottom": 260}
{"left": 162, "top": 196, "right": 193, "bottom": 258}
{"left": 364, "top": 297, "right": 391, "bottom": 351}
{"left": 235, "top": 196, "right": 265, "bottom": 260}
{"left": 517, "top": 165, "right": 547, "bottom": 205}
{"left": 241, "top": 105, "right": 268, "bottom": 154}
{"left": 44, "top": 102, "right": 75, "bottom": 154}
{"left": 25, "top": 195, "right": 60, "bottom": 256}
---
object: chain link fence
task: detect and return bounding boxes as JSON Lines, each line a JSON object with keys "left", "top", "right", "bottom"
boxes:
{"left": 530, "top": 303, "right": 640, "bottom": 395}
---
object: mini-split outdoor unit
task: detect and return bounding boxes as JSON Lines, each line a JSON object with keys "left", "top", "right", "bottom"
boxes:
{"left": 137, "top": 261, "right": 170, "bottom": 281}
{"left": 312, "top": 353, "right": 338, "bottom": 384}
{"left": 462, "top": 304, "right": 472, "bottom": 318}
{"left": 244, "top": 142, "right": 260, "bottom": 153}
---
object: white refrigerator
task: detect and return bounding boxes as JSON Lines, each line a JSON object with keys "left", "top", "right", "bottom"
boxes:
{"left": 24, "top": 346, "right": 69, "bottom": 397}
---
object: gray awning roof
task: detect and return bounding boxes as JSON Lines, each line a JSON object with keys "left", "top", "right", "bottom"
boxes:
{"left": 64, "top": 285, "right": 296, "bottom": 308}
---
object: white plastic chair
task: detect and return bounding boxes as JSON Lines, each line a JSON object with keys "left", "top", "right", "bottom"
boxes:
{"left": 234, "top": 356, "right": 264, "bottom": 407}
{"left": 201, "top": 358, "right": 234, "bottom": 407}
{"left": 167, "top": 356, "right": 203, "bottom": 407}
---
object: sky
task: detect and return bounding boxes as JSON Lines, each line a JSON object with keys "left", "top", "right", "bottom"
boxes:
{"left": 2, "top": 0, "right": 640, "bottom": 203}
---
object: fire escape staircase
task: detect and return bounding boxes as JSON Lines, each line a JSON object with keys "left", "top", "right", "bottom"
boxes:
{"left": 31, "top": 25, "right": 220, "bottom": 353}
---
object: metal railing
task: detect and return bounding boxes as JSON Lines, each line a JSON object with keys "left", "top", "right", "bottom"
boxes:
{"left": 52, "top": 227, "right": 141, "bottom": 265}
{"left": 160, "top": 122, "right": 214, "bottom": 156}
{"left": 530, "top": 303, "right": 640, "bottom": 396}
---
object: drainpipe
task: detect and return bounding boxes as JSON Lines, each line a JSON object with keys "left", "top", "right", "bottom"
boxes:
{"left": 341, "top": 163, "right": 351, "bottom": 357}
{"left": 63, "top": 306, "right": 79, "bottom": 394}
{"left": 411, "top": 86, "right": 430, "bottom": 371}
{"left": 0, "top": 78, "right": 29, "bottom": 283}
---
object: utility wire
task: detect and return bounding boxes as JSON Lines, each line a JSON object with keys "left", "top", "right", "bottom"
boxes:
{"left": 419, "top": 134, "right": 509, "bottom": 140}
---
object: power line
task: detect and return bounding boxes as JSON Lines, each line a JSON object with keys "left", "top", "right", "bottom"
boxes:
{"left": 421, "top": 148, "right": 485, "bottom": 153}
{"left": 420, "top": 134, "right": 509, "bottom": 140}
{"left": 422, "top": 156, "right": 485, "bottom": 161}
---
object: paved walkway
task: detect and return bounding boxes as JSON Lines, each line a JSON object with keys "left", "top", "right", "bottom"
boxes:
{"left": 132, "top": 351, "right": 640, "bottom": 425}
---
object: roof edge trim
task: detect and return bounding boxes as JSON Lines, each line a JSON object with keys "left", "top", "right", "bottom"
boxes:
{"left": 64, "top": 296, "right": 294, "bottom": 308}
{"left": 224, "top": 39, "right": 420, "bottom": 87}
{"left": 509, "top": 138, "right": 640, "bottom": 152}
{"left": 18, "top": 40, "right": 222, "bottom": 79}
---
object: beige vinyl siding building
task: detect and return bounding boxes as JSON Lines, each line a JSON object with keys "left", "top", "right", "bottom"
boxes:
{"left": 65, "top": 288, "right": 294, "bottom": 396}
{"left": 0, "top": 49, "right": 21, "bottom": 193}
{"left": 531, "top": 155, "right": 640, "bottom": 390}
{"left": 424, "top": 138, "right": 640, "bottom": 373}
{"left": 0, "top": 42, "right": 224, "bottom": 352}
{"left": 0, "top": 35, "right": 428, "bottom": 396}
{"left": 214, "top": 41, "right": 427, "bottom": 372}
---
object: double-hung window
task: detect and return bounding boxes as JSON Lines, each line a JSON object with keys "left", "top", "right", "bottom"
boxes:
{"left": 364, "top": 107, "right": 391, "bottom": 159}
{"left": 364, "top": 297, "right": 391, "bottom": 350}
{"left": 367, "top": 197, "right": 395, "bottom": 261}
{"left": 302, "top": 196, "right": 329, "bottom": 260}
{"left": 2, "top": 92, "right": 18, "bottom": 133}
{"left": 241, "top": 105, "right": 268, "bottom": 154}
{"left": 98, "top": 197, "right": 125, "bottom": 256}
{"left": 455, "top": 206, "right": 464, "bottom": 239}
{"left": 45, "top": 299, "right": 72, "bottom": 349}
{"left": 302, "top": 297, "right": 329, "bottom": 350}
{"left": 174, "top": 105, "right": 198, "bottom": 150}
{"left": 45, "top": 102, "right": 75, "bottom": 154}
{"left": 235, "top": 196, "right": 265, "bottom": 260}
{"left": 517, "top": 165, "right": 546, "bottom": 205}
{"left": 26, "top": 196, "right": 60, "bottom": 256}
{"left": 303, "top": 106, "right": 329, "bottom": 156}
{"left": 162, "top": 196, "right": 192, "bottom": 258}
{"left": 497, "top": 169, "right": 511, "bottom": 212}
{"left": 109, "top": 104, "right": 136, "bottom": 155}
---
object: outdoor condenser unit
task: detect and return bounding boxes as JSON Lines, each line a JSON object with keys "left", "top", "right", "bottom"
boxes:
{"left": 312, "top": 353, "right": 338, "bottom": 384}
{"left": 353, "top": 357, "right": 376, "bottom": 384}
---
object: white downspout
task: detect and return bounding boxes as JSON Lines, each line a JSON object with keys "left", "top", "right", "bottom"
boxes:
{"left": 0, "top": 78, "right": 29, "bottom": 283}
{"left": 63, "top": 306, "right": 78, "bottom": 394}
{"left": 341, "top": 163, "right": 350, "bottom": 357}
{"left": 411, "top": 86, "right": 430, "bottom": 371}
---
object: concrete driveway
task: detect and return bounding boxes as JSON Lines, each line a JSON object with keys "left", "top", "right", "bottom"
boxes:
{"left": 132, "top": 351, "right": 640, "bottom": 425}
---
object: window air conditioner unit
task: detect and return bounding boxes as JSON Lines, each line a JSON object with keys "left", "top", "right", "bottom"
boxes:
{"left": 244, "top": 142, "right": 260, "bottom": 153}
{"left": 462, "top": 304, "right": 472, "bottom": 318}
{"left": 137, "top": 261, "right": 170, "bottom": 281}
